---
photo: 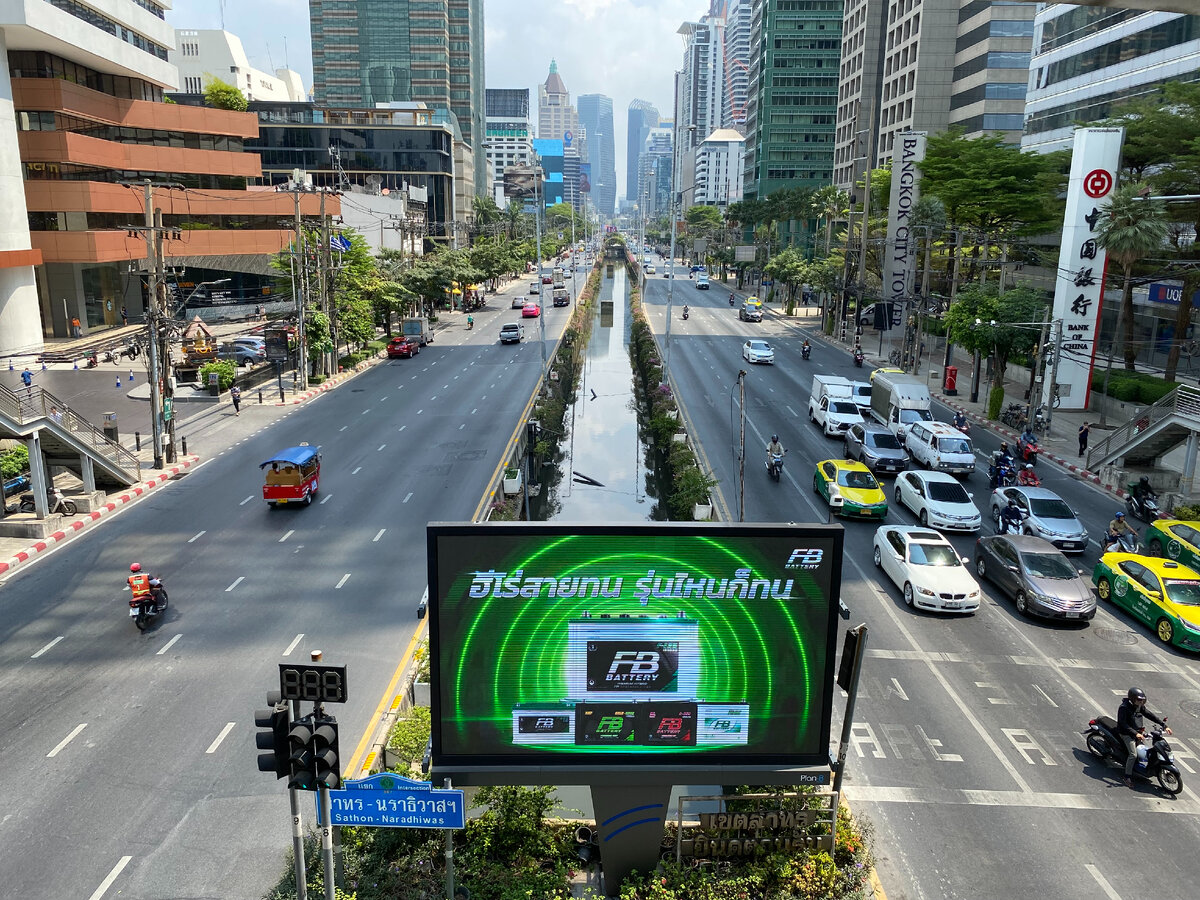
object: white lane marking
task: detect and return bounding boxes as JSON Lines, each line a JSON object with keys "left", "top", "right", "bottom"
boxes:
{"left": 785, "top": 405, "right": 797, "bottom": 417}
{"left": 1085, "top": 865, "right": 1124, "bottom": 900}
{"left": 88, "top": 856, "right": 132, "bottom": 900}
{"left": 226, "top": 577, "right": 244, "bottom": 592}
{"left": 156, "top": 634, "right": 182, "bottom": 655}
{"left": 361, "top": 408, "right": 370, "bottom": 415}
{"left": 335, "top": 574, "right": 351, "bottom": 589}
{"left": 372, "top": 529, "right": 386, "bottom": 542}
{"left": 846, "top": 784, "right": 1198, "bottom": 814}
{"left": 352, "top": 466, "right": 362, "bottom": 475}
{"left": 239, "top": 495, "right": 254, "bottom": 506}
{"left": 283, "top": 633, "right": 304, "bottom": 656}
{"left": 319, "top": 494, "right": 333, "bottom": 506}
{"left": 278, "top": 530, "right": 294, "bottom": 543}
{"left": 377, "top": 444, "right": 386, "bottom": 451}
{"left": 403, "top": 492, "right": 413, "bottom": 503}
{"left": 188, "top": 531, "right": 205, "bottom": 543}
{"left": 471, "top": 408, "right": 477, "bottom": 415}
{"left": 339, "top": 425, "right": 348, "bottom": 431}
{"left": 398, "top": 425, "right": 407, "bottom": 432}
{"left": 481, "top": 394, "right": 487, "bottom": 399}
{"left": 890, "top": 678, "right": 908, "bottom": 701}
{"left": 459, "top": 424, "right": 465, "bottom": 430}
{"left": 1032, "top": 684, "right": 1059, "bottom": 707}
{"left": 31, "top": 636, "right": 64, "bottom": 659}
{"left": 48, "top": 723, "right": 87, "bottom": 757}
{"left": 206, "top": 722, "right": 236, "bottom": 754}
{"left": 417, "top": 409, "right": 424, "bottom": 415}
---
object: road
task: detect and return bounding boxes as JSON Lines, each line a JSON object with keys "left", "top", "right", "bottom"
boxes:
{"left": 0, "top": 275, "right": 575, "bottom": 899}
{"left": 640, "top": 270, "right": 1200, "bottom": 900}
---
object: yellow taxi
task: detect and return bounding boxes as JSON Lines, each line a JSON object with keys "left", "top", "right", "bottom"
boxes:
{"left": 870, "top": 367, "right": 904, "bottom": 382}
{"left": 813, "top": 459, "right": 888, "bottom": 519}
{"left": 1092, "top": 553, "right": 1200, "bottom": 651}
{"left": 1144, "top": 519, "right": 1200, "bottom": 567}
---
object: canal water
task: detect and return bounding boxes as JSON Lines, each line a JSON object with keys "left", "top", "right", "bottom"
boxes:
{"left": 537, "top": 264, "right": 659, "bottom": 521}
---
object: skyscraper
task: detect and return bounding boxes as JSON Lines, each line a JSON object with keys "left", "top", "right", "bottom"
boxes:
{"left": 721, "top": 0, "right": 752, "bottom": 130}
{"left": 626, "top": 100, "right": 660, "bottom": 204}
{"left": 309, "top": 0, "right": 487, "bottom": 194}
{"left": 485, "top": 88, "right": 533, "bottom": 199}
{"left": 577, "top": 94, "right": 616, "bottom": 216}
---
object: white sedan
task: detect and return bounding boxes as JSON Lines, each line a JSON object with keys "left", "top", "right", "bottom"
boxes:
{"left": 742, "top": 340, "right": 775, "bottom": 364}
{"left": 894, "top": 471, "right": 982, "bottom": 532}
{"left": 872, "top": 525, "right": 982, "bottom": 613}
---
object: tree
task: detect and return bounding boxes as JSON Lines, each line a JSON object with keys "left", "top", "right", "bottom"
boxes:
{"left": 813, "top": 185, "right": 850, "bottom": 255}
{"left": 472, "top": 195, "right": 501, "bottom": 228}
{"left": 764, "top": 249, "right": 808, "bottom": 311}
{"left": 203, "top": 76, "right": 248, "bottom": 112}
{"left": 1094, "top": 182, "right": 1168, "bottom": 370}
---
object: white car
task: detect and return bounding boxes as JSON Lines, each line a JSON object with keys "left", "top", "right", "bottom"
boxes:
{"left": 894, "top": 471, "right": 982, "bottom": 532}
{"left": 742, "top": 340, "right": 774, "bottom": 364}
{"left": 872, "top": 525, "right": 982, "bottom": 613}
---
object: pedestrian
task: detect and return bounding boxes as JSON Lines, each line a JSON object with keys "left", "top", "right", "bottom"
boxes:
{"left": 20, "top": 367, "right": 33, "bottom": 394}
{"left": 230, "top": 384, "right": 242, "bottom": 416}
{"left": 49, "top": 405, "right": 62, "bottom": 423}
{"left": 120, "top": 305, "right": 128, "bottom": 327}
{"left": 1078, "top": 421, "right": 1090, "bottom": 457}
{"left": 71, "top": 316, "right": 81, "bottom": 338}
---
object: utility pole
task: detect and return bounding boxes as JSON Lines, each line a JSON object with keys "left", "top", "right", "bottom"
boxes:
{"left": 737, "top": 370, "right": 746, "bottom": 522}
{"left": 912, "top": 227, "right": 933, "bottom": 376}
{"left": 943, "top": 230, "right": 963, "bottom": 369}
{"left": 155, "top": 210, "right": 176, "bottom": 464}
{"left": 320, "top": 191, "right": 335, "bottom": 376}
{"left": 1046, "top": 318, "right": 1063, "bottom": 433}
{"left": 854, "top": 101, "right": 875, "bottom": 346}
{"left": 142, "top": 181, "right": 165, "bottom": 470}
{"left": 534, "top": 173, "right": 547, "bottom": 378}
{"left": 292, "top": 177, "right": 309, "bottom": 390}
{"left": 1028, "top": 308, "right": 1051, "bottom": 425}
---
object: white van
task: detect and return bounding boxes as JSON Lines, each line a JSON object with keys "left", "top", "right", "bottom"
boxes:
{"left": 905, "top": 421, "right": 975, "bottom": 476}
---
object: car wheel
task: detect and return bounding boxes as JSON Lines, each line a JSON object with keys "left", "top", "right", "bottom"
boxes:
{"left": 919, "top": 509, "right": 929, "bottom": 527}
{"left": 991, "top": 506, "right": 1001, "bottom": 525}
{"left": 976, "top": 556, "right": 987, "bottom": 579}
{"left": 1096, "top": 577, "right": 1111, "bottom": 601}
{"left": 1015, "top": 590, "right": 1029, "bottom": 616}
{"left": 894, "top": 487, "right": 902, "bottom": 507}
{"left": 903, "top": 582, "right": 915, "bottom": 608}
{"left": 812, "top": 475, "right": 820, "bottom": 494}
{"left": 1156, "top": 617, "right": 1175, "bottom": 645}
{"left": 1147, "top": 539, "right": 1163, "bottom": 557}
{"left": 873, "top": 546, "right": 881, "bottom": 567}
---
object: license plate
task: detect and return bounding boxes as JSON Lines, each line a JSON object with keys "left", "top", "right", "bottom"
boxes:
{"left": 129, "top": 607, "right": 139, "bottom": 617}
{"left": 1066, "top": 612, "right": 1080, "bottom": 618}
{"left": 944, "top": 602, "right": 961, "bottom": 608}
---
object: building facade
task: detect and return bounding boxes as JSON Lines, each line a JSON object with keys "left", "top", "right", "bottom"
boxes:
{"left": 721, "top": 0, "right": 753, "bottom": 130}
{"left": 948, "top": 1, "right": 1036, "bottom": 144}
{"left": 308, "top": 0, "right": 486, "bottom": 195}
{"left": 577, "top": 93, "right": 615, "bottom": 217}
{"left": 625, "top": 99, "right": 658, "bottom": 205}
{"left": 174, "top": 29, "right": 306, "bottom": 102}
{"left": 531, "top": 138, "right": 565, "bottom": 209}
{"left": 639, "top": 126, "right": 674, "bottom": 218}
{"left": 484, "top": 88, "right": 532, "bottom": 202}
{"left": 691, "top": 128, "right": 745, "bottom": 209}
{"left": 537, "top": 60, "right": 580, "bottom": 148}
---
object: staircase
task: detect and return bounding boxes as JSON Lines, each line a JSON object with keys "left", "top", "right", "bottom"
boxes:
{"left": 1085, "top": 385, "right": 1200, "bottom": 470}
{"left": 0, "top": 385, "right": 140, "bottom": 488}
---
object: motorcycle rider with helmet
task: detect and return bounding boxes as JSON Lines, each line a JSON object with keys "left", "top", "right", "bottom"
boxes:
{"left": 801, "top": 339, "right": 811, "bottom": 359}
{"left": 953, "top": 410, "right": 968, "bottom": 432}
{"left": 1000, "top": 498, "right": 1024, "bottom": 534}
{"left": 1017, "top": 463, "right": 1040, "bottom": 487}
{"left": 766, "top": 434, "right": 785, "bottom": 469}
{"left": 1105, "top": 511, "right": 1137, "bottom": 551}
{"left": 127, "top": 563, "right": 158, "bottom": 613}
{"left": 1118, "top": 687, "right": 1171, "bottom": 787}
{"left": 1133, "top": 476, "right": 1157, "bottom": 514}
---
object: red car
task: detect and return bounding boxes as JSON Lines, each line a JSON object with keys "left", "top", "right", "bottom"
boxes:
{"left": 522, "top": 303, "right": 541, "bottom": 318}
{"left": 541, "top": 274, "right": 553, "bottom": 284}
{"left": 387, "top": 336, "right": 419, "bottom": 358}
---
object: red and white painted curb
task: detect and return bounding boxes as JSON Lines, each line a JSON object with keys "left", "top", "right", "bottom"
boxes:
{"left": 0, "top": 456, "right": 201, "bottom": 576}
{"left": 277, "top": 354, "right": 385, "bottom": 405}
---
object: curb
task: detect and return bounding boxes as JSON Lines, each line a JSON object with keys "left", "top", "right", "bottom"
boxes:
{"left": 0, "top": 455, "right": 201, "bottom": 577}
{"left": 276, "top": 352, "right": 385, "bottom": 406}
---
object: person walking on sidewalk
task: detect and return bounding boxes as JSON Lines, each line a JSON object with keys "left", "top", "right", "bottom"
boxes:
{"left": 120, "top": 305, "right": 128, "bottom": 327}
{"left": 71, "top": 316, "right": 82, "bottom": 338}
{"left": 20, "top": 367, "right": 33, "bottom": 395}
{"left": 230, "top": 384, "right": 242, "bottom": 416}
{"left": 1078, "top": 421, "right": 1090, "bottom": 457}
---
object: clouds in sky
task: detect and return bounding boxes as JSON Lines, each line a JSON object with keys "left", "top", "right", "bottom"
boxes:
{"left": 168, "top": 0, "right": 700, "bottom": 201}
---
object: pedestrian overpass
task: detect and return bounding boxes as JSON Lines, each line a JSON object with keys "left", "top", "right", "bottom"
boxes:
{"left": 1085, "top": 385, "right": 1200, "bottom": 490}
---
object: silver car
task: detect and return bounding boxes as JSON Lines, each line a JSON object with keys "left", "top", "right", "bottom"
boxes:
{"left": 844, "top": 422, "right": 908, "bottom": 475}
{"left": 974, "top": 534, "right": 1096, "bottom": 620}
{"left": 989, "top": 486, "right": 1089, "bottom": 553}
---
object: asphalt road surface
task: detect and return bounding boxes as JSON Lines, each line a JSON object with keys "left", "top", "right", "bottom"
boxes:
{"left": 640, "top": 273, "right": 1200, "bottom": 900}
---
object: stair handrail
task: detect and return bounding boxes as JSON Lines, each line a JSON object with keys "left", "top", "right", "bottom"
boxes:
{"left": 1086, "top": 385, "right": 1200, "bottom": 470}
{"left": 0, "top": 383, "right": 140, "bottom": 478}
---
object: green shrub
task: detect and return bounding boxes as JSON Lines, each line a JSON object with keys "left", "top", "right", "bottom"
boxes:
{"left": 1111, "top": 379, "right": 1141, "bottom": 403}
{"left": 987, "top": 383, "right": 1005, "bottom": 420}
{"left": 1, "top": 445, "right": 30, "bottom": 478}
{"left": 385, "top": 706, "right": 430, "bottom": 777}
{"left": 1139, "top": 378, "right": 1179, "bottom": 404}
{"left": 198, "top": 360, "right": 237, "bottom": 391}
{"left": 1172, "top": 504, "right": 1200, "bottom": 521}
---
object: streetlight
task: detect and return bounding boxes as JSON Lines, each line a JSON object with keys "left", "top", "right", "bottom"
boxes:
{"left": 664, "top": 124, "right": 696, "bottom": 378}
{"left": 182, "top": 277, "right": 232, "bottom": 311}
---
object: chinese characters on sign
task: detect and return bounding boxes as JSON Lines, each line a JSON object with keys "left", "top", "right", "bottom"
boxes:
{"left": 1046, "top": 128, "right": 1124, "bottom": 411}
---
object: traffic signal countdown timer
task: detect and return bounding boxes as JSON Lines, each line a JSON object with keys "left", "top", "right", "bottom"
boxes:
{"left": 255, "top": 694, "right": 341, "bottom": 791}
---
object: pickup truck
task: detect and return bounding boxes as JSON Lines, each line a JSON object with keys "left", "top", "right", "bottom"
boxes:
{"left": 499, "top": 322, "right": 523, "bottom": 344}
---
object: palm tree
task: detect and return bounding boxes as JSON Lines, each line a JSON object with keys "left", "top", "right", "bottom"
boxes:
{"left": 501, "top": 200, "right": 526, "bottom": 240}
{"left": 813, "top": 185, "right": 850, "bottom": 255}
{"left": 1095, "top": 182, "right": 1168, "bottom": 370}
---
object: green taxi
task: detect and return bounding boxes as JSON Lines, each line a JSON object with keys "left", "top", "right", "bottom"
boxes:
{"left": 813, "top": 459, "right": 888, "bottom": 519}
{"left": 1092, "top": 552, "right": 1200, "bottom": 651}
{"left": 1144, "top": 519, "right": 1200, "bottom": 567}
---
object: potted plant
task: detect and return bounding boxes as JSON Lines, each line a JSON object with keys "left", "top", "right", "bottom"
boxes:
{"left": 503, "top": 465, "right": 523, "bottom": 495}
{"left": 671, "top": 466, "right": 718, "bottom": 521}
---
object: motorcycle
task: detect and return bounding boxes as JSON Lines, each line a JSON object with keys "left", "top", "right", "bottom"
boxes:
{"left": 467, "top": 319, "right": 474, "bottom": 330}
{"left": 17, "top": 486, "right": 77, "bottom": 516}
{"left": 953, "top": 419, "right": 970, "bottom": 436}
{"left": 988, "top": 461, "right": 1016, "bottom": 490}
{"left": 1018, "top": 439, "right": 1040, "bottom": 466}
{"left": 1102, "top": 529, "right": 1140, "bottom": 554}
{"left": 801, "top": 344, "right": 812, "bottom": 360}
{"left": 729, "top": 294, "right": 735, "bottom": 306}
{"left": 767, "top": 449, "right": 787, "bottom": 482}
{"left": 1082, "top": 716, "right": 1182, "bottom": 794}
{"left": 1000, "top": 403, "right": 1026, "bottom": 429}
{"left": 996, "top": 507, "right": 1027, "bottom": 535}
{"left": 682, "top": 308, "right": 689, "bottom": 321}
{"left": 1017, "top": 466, "right": 1041, "bottom": 488}
{"left": 1126, "top": 489, "right": 1163, "bottom": 522}
{"left": 129, "top": 579, "right": 169, "bottom": 631}
{"left": 85, "top": 353, "right": 99, "bottom": 369}
{"left": 852, "top": 349, "right": 864, "bottom": 368}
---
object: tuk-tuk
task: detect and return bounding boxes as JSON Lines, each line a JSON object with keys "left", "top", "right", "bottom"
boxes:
{"left": 260, "top": 443, "right": 321, "bottom": 507}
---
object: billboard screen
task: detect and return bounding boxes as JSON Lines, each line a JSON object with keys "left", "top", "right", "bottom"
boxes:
{"left": 427, "top": 524, "right": 842, "bottom": 783}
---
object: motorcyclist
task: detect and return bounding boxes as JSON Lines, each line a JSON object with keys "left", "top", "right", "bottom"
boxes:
{"left": 467, "top": 314, "right": 474, "bottom": 329}
{"left": 953, "top": 411, "right": 968, "bottom": 431}
{"left": 767, "top": 434, "right": 785, "bottom": 468}
{"left": 1105, "top": 511, "right": 1137, "bottom": 551}
{"left": 1020, "top": 425, "right": 1038, "bottom": 450}
{"left": 128, "top": 563, "right": 153, "bottom": 611}
{"left": 801, "top": 339, "right": 811, "bottom": 358}
{"left": 1133, "top": 475, "right": 1157, "bottom": 508}
{"left": 995, "top": 441, "right": 1013, "bottom": 466}
{"left": 1117, "top": 687, "right": 1171, "bottom": 787}
{"left": 1017, "top": 463, "right": 1040, "bottom": 487}
{"left": 683, "top": 305, "right": 689, "bottom": 318}
{"left": 1000, "top": 498, "right": 1024, "bottom": 534}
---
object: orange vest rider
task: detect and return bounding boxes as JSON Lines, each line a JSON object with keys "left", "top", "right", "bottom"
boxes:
{"left": 128, "top": 564, "right": 151, "bottom": 598}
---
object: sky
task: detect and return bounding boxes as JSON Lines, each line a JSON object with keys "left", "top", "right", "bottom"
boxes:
{"left": 167, "top": 0, "right": 700, "bottom": 201}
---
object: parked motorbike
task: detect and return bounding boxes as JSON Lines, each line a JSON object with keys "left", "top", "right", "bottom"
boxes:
{"left": 852, "top": 349, "right": 864, "bottom": 368}
{"left": 1127, "top": 492, "right": 1163, "bottom": 522}
{"left": 129, "top": 579, "right": 169, "bottom": 632}
{"left": 801, "top": 344, "right": 812, "bottom": 360}
{"left": 1082, "top": 716, "right": 1182, "bottom": 794}
{"left": 17, "top": 486, "right": 77, "bottom": 516}
{"left": 767, "top": 449, "right": 787, "bottom": 482}
{"left": 1000, "top": 403, "right": 1026, "bottom": 429}
{"left": 85, "top": 353, "right": 99, "bottom": 369}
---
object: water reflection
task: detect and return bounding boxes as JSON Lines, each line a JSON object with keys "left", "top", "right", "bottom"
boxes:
{"left": 540, "top": 266, "right": 655, "bottom": 521}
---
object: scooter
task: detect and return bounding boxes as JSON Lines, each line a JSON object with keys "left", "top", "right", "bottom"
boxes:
{"left": 467, "top": 319, "right": 474, "bottom": 330}
{"left": 129, "top": 579, "right": 169, "bottom": 631}
{"left": 682, "top": 308, "right": 689, "bottom": 321}
{"left": 1127, "top": 492, "right": 1162, "bottom": 522}
{"left": 953, "top": 419, "right": 970, "bottom": 436}
{"left": 801, "top": 344, "right": 812, "bottom": 360}
{"left": 17, "top": 486, "right": 77, "bottom": 516}
{"left": 729, "top": 294, "right": 735, "bottom": 307}
{"left": 1102, "top": 530, "right": 1139, "bottom": 554}
{"left": 852, "top": 349, "right": 864, "bottom": 368}
{"left": 1082, "top": 716, "right": 1182, "bottom": 794}
{"left": 996, "top": 507, "right": 1026, "bottom": 535}
{"left": 1016, "top": 465, "right": 1041, "bottom": 488}
{"left": 1018, "top": 439, "right": 1040, "bottom": 466}
{"left": 767, "top": 449, "right": 787, "bottom": 482}
{"left": 85, "top": 353, "right": 99, "bottom": 369}
{"left": 988, "top": 462, "right": 1016, "bottom": 490}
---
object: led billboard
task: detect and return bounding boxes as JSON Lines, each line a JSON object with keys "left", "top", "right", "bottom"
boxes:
{"left": 427, "top": 524, "right": 843, "bottom": 784}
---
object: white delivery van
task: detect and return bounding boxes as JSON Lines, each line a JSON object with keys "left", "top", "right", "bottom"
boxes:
{"left": 808, "top": 374, "right": 862, "bottom": 437}
{"left": 905, "top": 421, "right": 976, "bottom": 476}
{"left": 870, "top": 371, "right": 933, "bottom": 442}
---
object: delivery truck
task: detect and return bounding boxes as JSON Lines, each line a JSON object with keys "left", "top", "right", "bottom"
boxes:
{"left": 870, "top": 371, "right": 933, "bottom": 442}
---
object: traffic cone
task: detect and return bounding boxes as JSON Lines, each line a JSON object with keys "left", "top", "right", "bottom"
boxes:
{"left": 128, "top": 369, "right": 134, "bottom": 383}
{"left": 116, "top": 376, "right": 122, "bottom": 388}
{"left": 73, "top": 359, "right": 79, "bottom": 370}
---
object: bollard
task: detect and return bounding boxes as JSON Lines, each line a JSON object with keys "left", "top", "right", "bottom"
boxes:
{"left": 181, "top": 437, "right": 188, "bottom": 456}
{"left": 73, "top": 359, "right": 78, "bottom": 370}
{"left": 258, "top": 389, "right": 264, "bottom": 404}
{"left": 135, "top": 431, "right": 141, "bottom": 451}
{"left": 42, "top": 361, "right": 47, "bottom": 370}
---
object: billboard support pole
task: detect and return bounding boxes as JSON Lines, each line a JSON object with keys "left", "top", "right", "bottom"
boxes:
{"left": 737, "top": 369, "right": 746, "bottom": 522}
{"left": 832, "top": 623, "right": 868, "bottom": 798}
{"left": 444, "top": 777, "right": 456, "bottom": 900}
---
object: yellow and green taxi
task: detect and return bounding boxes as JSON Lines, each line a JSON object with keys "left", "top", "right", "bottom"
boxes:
{"left": 1144, "top": 519, "right": 1200, "bottom": 567}
{"left": 813, "top": 459, "right": 888, "bottom": 519}
{"left": 870, "top": 366, "right": 904, "bottom": 382}
{"left": 1092, "top": 553, "right": 1200, "bottom": 651}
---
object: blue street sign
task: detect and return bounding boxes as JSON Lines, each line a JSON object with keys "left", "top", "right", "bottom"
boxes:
{"left": 762, "top": 279, "right": 773, "bottom": 286}
{"left": 315, "top": 773, "right": 465, "bottom": 829}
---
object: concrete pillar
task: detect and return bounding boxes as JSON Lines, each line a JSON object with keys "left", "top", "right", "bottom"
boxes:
{"left": 24, "top": 432, "right": 48, "bottom": 518}
{"left": 1180, "top": 430, "right": 1199, "bottom": 498}
{"left": 80, "top": 455, "right": 96, "bottom": 494}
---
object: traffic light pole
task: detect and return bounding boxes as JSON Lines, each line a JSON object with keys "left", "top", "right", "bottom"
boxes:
{"left": 290, "top": 699, "right": 309, "bottom": 900}
{"left": 319, "top": 781, "right": 335, "bottom": 900}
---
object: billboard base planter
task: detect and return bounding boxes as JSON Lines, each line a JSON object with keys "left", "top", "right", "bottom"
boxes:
{"left": 503, "top": 468, "right": 523, "bottom": 495}
{"left": 692, "top": 497, "right": 713, "bottom": 520}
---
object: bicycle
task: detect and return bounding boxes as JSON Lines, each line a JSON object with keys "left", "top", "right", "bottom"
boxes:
{"left": 888, "top": 349, "right": 902, "bottom": 365}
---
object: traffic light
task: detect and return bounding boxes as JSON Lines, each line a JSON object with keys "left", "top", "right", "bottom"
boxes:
{"left": 287, "top": 715, "right": 318, "bottom": 791}
{"left": 255, "top": 692, "right": 289, "bottom": 779}
{"left": 311, "top": 715, "right": 341, "bottom": 789}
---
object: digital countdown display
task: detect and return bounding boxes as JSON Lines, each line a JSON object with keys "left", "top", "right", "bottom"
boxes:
{"left": 427, "top": 524, "right": 843, "bottom": 782}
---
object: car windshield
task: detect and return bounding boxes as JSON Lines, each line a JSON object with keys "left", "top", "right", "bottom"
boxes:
{"left": 748, "top": 342, "right": 770, "bottom": 351}
{"left": 1164, "top": 579, "right": 1200, "bottom": 606}
{"left": 908, "top": 543, "right": 961, "bottom": 566}
{"left": 1021, "top": 552, "right": 1077, "bottom": 580}
{"left": 937, "top": 438, "right": 971, "bottom": 454}
{"left": 837, "top": 470, "right": 879, "bottom": 490}
{"left": 854, "top": 386, "right": 871, "bottom": 399}
{"left": 867, "top": 432, "right": 902, "bottom": 450}
{"left": 928, "top": 482, "right": 970, "bottom": 503}
{"left": 899, "top": 408, "right": 934, "bottom": 424}
{"left": 1029, "top": 498, "right": 1074, "bottom": 519}
{"left": 830, "top": 402, "right": 860, "bottom": 415}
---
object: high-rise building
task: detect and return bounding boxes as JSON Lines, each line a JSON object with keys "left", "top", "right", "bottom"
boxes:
{"left": 743, "top": 1, "right": 842, "bottom": 205}
{"left": 1023, "top": 5, "right": 1200, "bottom": 155}
{"left": 577, "top": 94, "right": 616, "bottom": 217}
{"left": 640, "top": 126, "right": 674, "bottom": 217}
{"left": 721, "top": 0, "right": 752, "bottom": 130}
{"left": 485, "top": 89, "right": 533, "bottom": 201}
{"left": 174, "top": 30, "right": 306, "bottom": 102}
{"left": 626, "top": 100, "right": 659, "bottom": 204}
{"left": 948, "top": 2, "right": 1036, "bottom": 144}
{"left": 538, "top": 60, "right": 580, "bottom": 145}
{"left": 308, "top": 0, "right": 486, "bottom": 195}
{"left": 677, "top": 14, "right": 727, "bottom": 209}
{"left": 691, "top": 129, "right": 745, "bottom": 209}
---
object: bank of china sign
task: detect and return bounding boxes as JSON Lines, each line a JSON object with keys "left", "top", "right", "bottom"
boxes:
{"left": 1047, "top": 128, "right": 1124, "bottom": 411}
{"left": 883, "top": 132, "right": 926, "bottom": 327}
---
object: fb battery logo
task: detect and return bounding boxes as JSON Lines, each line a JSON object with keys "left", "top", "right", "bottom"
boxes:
{"left": 786, "top": 548, "right": 824, "bottom": 570}
{"left": 587, "top": 641, "right": 680, "bottom": 693}
{"left": 606, "top": 650, "right": 659, "bottom": 683}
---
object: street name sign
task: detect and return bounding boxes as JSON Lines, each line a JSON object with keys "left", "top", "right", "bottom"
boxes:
{"left": 315, "top": 773, "right": 465, "bottom": 829}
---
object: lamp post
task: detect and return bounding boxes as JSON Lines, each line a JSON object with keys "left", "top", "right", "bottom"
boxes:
{"left": 664, "top": 125, "right": 696, "bottom": 379}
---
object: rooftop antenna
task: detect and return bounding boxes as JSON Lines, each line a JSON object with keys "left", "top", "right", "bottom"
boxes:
{"left": 284, "top": 36, "right": 290, "bottom": 71}
{"left": 266, "top": 42, "right": 275, "bottom": 72}
{"left": 219, "top": 0, "right": 226, "bottom": 30}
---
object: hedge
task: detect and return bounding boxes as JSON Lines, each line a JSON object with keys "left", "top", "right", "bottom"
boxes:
{"left": 1090, "top": 371, "right": 1179, "bottom": 405}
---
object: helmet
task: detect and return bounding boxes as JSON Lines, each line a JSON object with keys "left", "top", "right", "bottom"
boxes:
{"left": 130, "top": 563, "right": 141, "bottom": 573}
{"left": 771, "top": 434, "right": 779, "bottom": 443}
{"left": 1128, "top": 687, "right": 1147, "bottom": 702}
{"left": 1025, "top": 464, "right": 1034, "bottom": 470}
{"left": 1140, "top": 476, "right": 1151, "bottom": 486}
{"left": 1008, "top": 498, "right": 1018, "bottom": 508}
{"left": 1115, "top": 511, "right": 1125, "bottom": 520}
{"left": 1000, "top": 442, "right": 1009, "bottom": 452}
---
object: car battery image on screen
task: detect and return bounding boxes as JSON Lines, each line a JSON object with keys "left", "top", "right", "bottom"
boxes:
{"left": 575, "top": 703, "right": 638, "bottom": 745}
{"left": 511, "top": 705, "right": 577, "bottom": 745}
{"left": 696, "top": 703, "right": 750, "bottom": 745}
{"left": 640, "top": 702, "right": 698, "bottom": 746}
{"left": 566, "top": 617, "right": 701, "bottom": 702}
